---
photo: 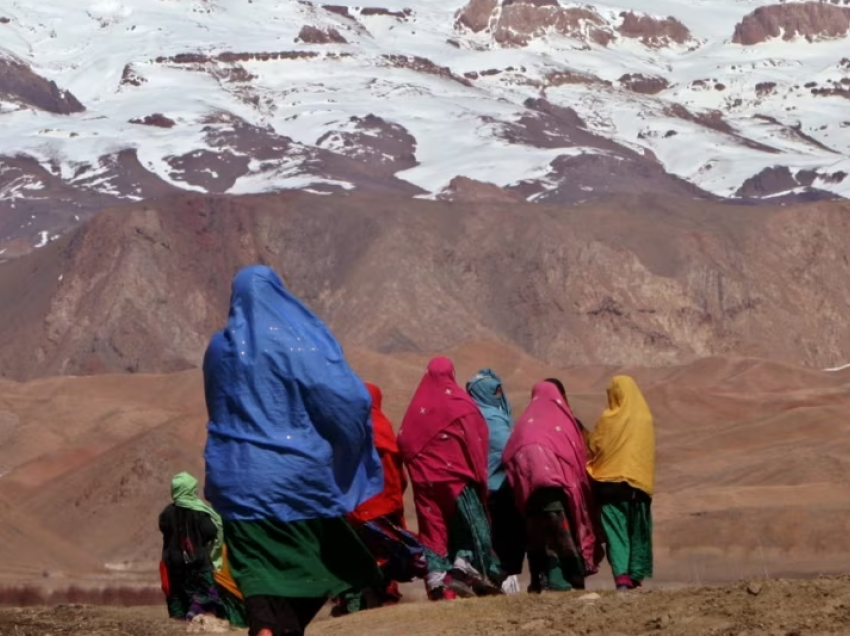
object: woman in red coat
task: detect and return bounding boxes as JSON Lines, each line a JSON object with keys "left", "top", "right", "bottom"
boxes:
{"left": 398, "top": 357, "right": 503, "bottom": 600}
{"left": 332, "top": 382, "right": 428, "bottom": 615}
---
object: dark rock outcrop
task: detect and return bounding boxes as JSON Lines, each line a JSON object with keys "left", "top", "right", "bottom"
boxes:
{"left": 736, "top": 165, "right": 848, "bottom": 198}
{"left": 733, "top": 2, "right": 850, "bottom": 45}
{"left": 735, "top": 166, "right": 798, "bottom": 198}
{"left": 315, "top": 114, "right": 418, "bottom": 171}
{"left": 0, "top": 57, "right": 85, "bottom": 114}
{"left": 455, "top": 0, "right": 692, "bottom": 48}
{"left": 296, "top": 25, "right": 348, "bottom": 44}
{"left": 619, "top": 73, "right": 670, "bottom": 95}
{"left": 617, "top": 12, "right": 691, "bottom": 48}
{"left": 455, "top": 0, "right": 614, "bottom": 47}
{"left": 455, "top": 0, "right": 497, "bottom": 32}
{"left": 120, "top": 64, "right": 146, "bottom": 88}
{"left": 129, "top": 114, "right": 176, "bottom": 128}
{"left": 382, "top": 55, "right": 473, "bottom": 86}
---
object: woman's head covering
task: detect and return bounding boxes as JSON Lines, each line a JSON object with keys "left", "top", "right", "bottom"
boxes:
{"left": 544, "top": 378, "right": 567, "bottom": 403}
{"left": 203, "top": 265, "right": 382, "bottom": 523}
{"left": 467, "top": 368, "right": 512, "bottom": 416}
{"left": 171, "top": 472, "right": 224, "bottom": 570}
{"left": 503, "top": 381, "right": 585, "bottom": 470}
{"left": 365, "top": 382, "right": 398, "bottom": 455}
{"left": 467, "top": 369, "right": 513, "bottom": 492}
{"left": 397, "top": 357, "right": 480, "bottom": 459}
{"left": 587, "top": 375, "right": 656, "bottom": 496}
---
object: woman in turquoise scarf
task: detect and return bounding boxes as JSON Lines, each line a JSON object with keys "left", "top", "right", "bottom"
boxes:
{"left": 466, "top": 369, "right": 524, "bottom": 593}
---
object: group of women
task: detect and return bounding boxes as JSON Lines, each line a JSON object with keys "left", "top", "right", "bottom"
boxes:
{"left": 158, "top": 265, "right": 657, "bottom": 636}
{"left": 397, "top": 360, "right": 655, "bottom": 600}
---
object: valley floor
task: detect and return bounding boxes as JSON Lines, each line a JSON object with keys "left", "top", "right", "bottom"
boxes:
{"left": 5, "top": 577, "right": 850, "bottom": 636}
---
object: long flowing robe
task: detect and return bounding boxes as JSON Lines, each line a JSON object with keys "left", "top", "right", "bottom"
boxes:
{"left": 467, "top": 369, "right": 524, "bottom": 578}
{"left": 503, "top": 381, "right": 601, "bottom": 574}
{"left": 203, "top": 265, "right": 382, "bottom": 522}
{"left": 338, "top": 382, "right": 427, "bottom": 612}
{"left": 587, "top": 375, "right": 655, "bottom": 587}
{"left": 397, "top": 357, "right": 489, "bottom": 560}
{"left": 348, "top": 383, "right": 407, "bottom": 525}
{"left": 203, "top": 265, "right": 382, "bottom": 599}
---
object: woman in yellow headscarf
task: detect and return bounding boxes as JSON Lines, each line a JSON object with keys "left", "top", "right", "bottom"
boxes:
{"left": 586, "top": 376, "right": 655, "bottom": 591}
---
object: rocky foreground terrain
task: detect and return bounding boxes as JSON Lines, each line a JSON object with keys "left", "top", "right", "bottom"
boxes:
{"left": 6, "top": 577, "right": 850, "bottom": 635}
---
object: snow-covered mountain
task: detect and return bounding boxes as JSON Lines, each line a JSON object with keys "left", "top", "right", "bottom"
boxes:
{"left": 2, "top": 0, "right": 850, "bottom": 254}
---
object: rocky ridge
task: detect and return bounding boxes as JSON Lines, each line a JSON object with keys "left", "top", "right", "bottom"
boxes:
{"left": 733, "top": 2, "right": 850, "bottom": 45}
{"left": 4, "top": 191, "right": 850, "bottom": 381}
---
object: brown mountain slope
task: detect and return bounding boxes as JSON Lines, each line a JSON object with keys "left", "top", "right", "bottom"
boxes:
{"left": 0, "top": 493, "right": 98, "bottom": 581}
{"left": 2, "top": 192, "right": 850, "bottom": 381}
{"left": 0, "top": 371, "right": 207, "bottom": 576}
{"left": 0, "top": 371, "right": 204, "bottom": 492}
{"left": 19, "top": 424, "right": 207, "bottom": 565}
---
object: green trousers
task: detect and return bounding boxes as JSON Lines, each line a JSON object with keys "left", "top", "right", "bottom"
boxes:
{"left": 424, "top": 485, "right": 502, "bottom": 584}
{"left": 600, "top": 499, "right": 653, "bottom": 586}
{"left": 525, "top": 488, "right": 584, "bottom": 592}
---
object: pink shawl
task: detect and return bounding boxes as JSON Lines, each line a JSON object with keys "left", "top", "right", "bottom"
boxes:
{"left": 503, "top": 381, "right": 601, "bottom": 573}
{"left": 398, "top": 357, "right": 490, "bottom": 555}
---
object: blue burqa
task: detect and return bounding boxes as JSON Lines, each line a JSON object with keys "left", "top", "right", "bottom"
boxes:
{"left": 466, "top": 369, "right": 514, "bottom": 492}
{"left": 203, "top": 265, "right": 383, "bottom": 522}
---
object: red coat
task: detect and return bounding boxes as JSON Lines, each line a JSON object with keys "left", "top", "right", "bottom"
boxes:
{"left": 348, "top": 383, "right": 407, "bottom": 525}
{"left": 397, "top": 358, "right": 489, "bottom": 557}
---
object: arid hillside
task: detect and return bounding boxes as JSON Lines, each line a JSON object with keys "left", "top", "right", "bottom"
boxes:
{"left": 2, "top": 345, "right": 850, "bottom": 587}
{"left": 3, "top": 191, "right": 850, "bottom": 383}
{"left": 2, "top": 189, "right": 850, "bottom": 590}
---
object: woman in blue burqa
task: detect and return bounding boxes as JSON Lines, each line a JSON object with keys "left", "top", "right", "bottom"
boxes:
{"left": 203, "top": 265, "right": 384, "bottom": 636}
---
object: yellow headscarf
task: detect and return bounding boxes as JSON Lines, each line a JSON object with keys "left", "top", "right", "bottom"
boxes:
{"left": 586, "top": 376, "right": 655, "bottom": 496}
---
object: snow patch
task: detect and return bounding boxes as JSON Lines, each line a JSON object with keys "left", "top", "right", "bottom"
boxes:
{"left": 0, "top": 0, "right": 847, "bottom": 211}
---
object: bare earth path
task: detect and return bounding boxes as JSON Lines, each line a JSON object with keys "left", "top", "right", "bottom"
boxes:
{"left": 5, "top": 577, "right": 850, "bottom": 636}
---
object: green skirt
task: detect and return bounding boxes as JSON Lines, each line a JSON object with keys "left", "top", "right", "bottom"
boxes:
{"left": 224, "top": 517, "right": 382, "bottom": 598}
{"left": 424, "top": 485, "right": 502, "bottom": 583}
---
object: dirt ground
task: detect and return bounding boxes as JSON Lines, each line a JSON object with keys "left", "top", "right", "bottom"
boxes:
{"left": 5, "top": 577, "right": 850, "bottom": 636}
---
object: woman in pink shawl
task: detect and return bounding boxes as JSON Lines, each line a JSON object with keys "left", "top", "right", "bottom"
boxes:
{"left": 398, "top": 357, "right": 503, "bottom": 601}
{"left": 503, "top": 379, "right": 601, "bottom": 592}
